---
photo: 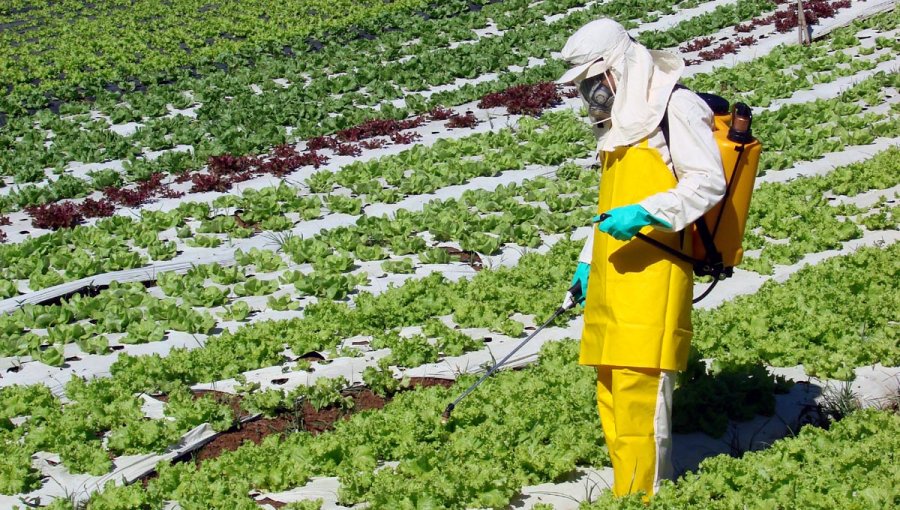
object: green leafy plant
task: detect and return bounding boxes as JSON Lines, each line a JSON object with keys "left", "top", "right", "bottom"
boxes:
{"left": 267, "top": 294, "right": 300, "bottom": 311}
{"left": 219, "top": 301, "right": 253, "bottom": 322}
{"left": 233, "top": 277, "right": 280, "bottom": 297}
{"left": 291, "top": 376, "right": 353, "bottom": 412}
{"left": 381, "top": 258, "right": 416, "bottom": 274}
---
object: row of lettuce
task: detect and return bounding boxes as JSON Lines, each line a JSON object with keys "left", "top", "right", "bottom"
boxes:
{"left": 0, "top": 126, "right": 897, "bottom": 367}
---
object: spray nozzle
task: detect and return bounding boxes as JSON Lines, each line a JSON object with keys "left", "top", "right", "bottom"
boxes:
{"left": 441, "top": 403, "right": 455, "bottom": 425}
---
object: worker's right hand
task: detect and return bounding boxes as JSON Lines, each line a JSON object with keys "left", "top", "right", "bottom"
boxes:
{"left": 568, "top": 262, "right": 591, "bottom": 305}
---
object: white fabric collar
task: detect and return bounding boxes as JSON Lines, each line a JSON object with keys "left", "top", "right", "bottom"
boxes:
{"left": 596, "top": 43, "right": 684, "bottom": 152}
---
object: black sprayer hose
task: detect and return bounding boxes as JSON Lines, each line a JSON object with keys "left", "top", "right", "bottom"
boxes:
{"left": 441, "top": 282, "right": 582, "bottom": 423}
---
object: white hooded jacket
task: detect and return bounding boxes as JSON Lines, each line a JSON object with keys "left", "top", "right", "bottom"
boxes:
{"left": 557, "top": 19, "right": 725, "bottom": 264}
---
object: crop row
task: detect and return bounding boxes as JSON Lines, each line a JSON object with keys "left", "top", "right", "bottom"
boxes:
{"left": 683, "top": 8, "right": 900, "bottom": 106}
{"left": 0, "top": 238, "right": 586, "bottom": 481}
{"left": 5, "top": 134, "right": 896, "bottom": 366}
{"left": 0, "top": 160, "right": 599, "bottom": 360}
{"left": 0, "top": 0, "right": 481, "bottom": 112}
{"left": 2, "top": 63, "right": 897, "bottom": 296}
{"left": 0, "top": 0, "right": 774, "bottom": 198}
{"left": 754, "top": 70, "right": 899, "bottom": 172}
{"left": 741, "top": 145, "right": 900, "bottom": 273}
{"left": 0, "top": 109, "right": 596, "bottom": 294}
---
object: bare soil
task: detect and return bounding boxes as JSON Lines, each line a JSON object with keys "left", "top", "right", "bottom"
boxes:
{"left": 140, "top": 376, "right": 458, "bottom": 479}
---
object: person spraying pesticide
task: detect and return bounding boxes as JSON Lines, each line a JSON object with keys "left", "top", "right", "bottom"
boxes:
{"left": 557, "top": 18, "right": 732, "bottom": 500}
{"left": 441, "top": 17, "right": 760, "bottom": 499}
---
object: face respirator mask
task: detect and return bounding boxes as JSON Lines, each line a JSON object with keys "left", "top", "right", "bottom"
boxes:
{"left": 579, "top": 71, "right": 616, "bottom": 125}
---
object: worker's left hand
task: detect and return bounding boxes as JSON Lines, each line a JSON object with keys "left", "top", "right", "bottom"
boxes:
{"left": 594, "top": 205, "right": 671, "bottom": 241}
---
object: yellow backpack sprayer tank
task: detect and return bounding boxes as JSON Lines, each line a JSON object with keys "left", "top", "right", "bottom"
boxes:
{"left": 638, "top": 89, "right": 762, "bottom": 302}
{"left": 693, "top": 99, "right": 762, "bottom": 270}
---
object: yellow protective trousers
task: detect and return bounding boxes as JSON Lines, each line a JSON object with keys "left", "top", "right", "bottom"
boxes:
{"left": 596, "top": 366, "right": 675, "bottom": 499}
{"left": 582, "top": 138, "right": 690, "bottom": 499}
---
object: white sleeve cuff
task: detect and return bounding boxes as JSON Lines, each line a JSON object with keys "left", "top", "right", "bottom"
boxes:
{"left": 578, "top": 228, "right": 594, "bottom": 264}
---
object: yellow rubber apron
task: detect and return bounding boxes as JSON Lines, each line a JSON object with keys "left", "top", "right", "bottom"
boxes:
{"left": 580, "top": 139, "right": 693, "bottom": 371}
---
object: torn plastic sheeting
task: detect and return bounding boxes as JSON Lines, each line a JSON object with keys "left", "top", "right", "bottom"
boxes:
{"left": 140, "top": 394, "right": 168, "bottom": 419}
{"left": 9, "top": 424, "right": 217, "bottom": 507}
{"left": 0, "top": 252, "right": 234, "bottom": 314}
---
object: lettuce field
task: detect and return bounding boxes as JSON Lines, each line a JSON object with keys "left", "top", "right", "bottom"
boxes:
{"left": 0, "top": 0, "right": 898, "bottom": 509}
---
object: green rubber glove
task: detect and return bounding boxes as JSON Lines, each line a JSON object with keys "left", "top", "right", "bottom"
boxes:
{"left": 570, "top": 262, "right": 590, "bottom": 304}
{"left": 594, "top": 205, "right": 671, "bottom": 241}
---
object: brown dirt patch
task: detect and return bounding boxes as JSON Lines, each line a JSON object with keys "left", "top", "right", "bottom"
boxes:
{"left": 439, "top": 246, "right": 483, "bottom": 271}
{"left": 190, "top": 386, "right": 388, "bottom": 466}
{"left": 139, "top": 379, "right": 457, "bottom": 477}
{"left": 257, "top": 497, "right": 287, "bottom": 508}
{"left": 193, "top": 415, "right": 295, "bottom": 464}
{"left": 407, "top": 377, "right": 455, "bottom": 389}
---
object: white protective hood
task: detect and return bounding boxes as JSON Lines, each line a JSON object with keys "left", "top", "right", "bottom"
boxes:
{"left": 557, "top": 18, "right": 684, "bottom": 152}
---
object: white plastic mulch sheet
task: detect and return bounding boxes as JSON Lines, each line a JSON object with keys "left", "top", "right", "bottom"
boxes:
{"left": 0, "top": 424, "right": 217, "bottom": 509}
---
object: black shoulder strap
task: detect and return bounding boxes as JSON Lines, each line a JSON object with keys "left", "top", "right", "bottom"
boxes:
{"left": 659, "top": 83, "right": 687, "bottom": 149}
{"left": 657, "top": 83, "right": 724, "bottom": 279}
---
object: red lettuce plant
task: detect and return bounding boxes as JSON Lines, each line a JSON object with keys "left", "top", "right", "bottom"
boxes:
{"left": 681, "top": 37, "right": 714, "bottom": 52}
{"left": 446, "top": 112, "right": 478, "bottom": 129}
{"left": 736, "top": 35, "right": 757, "bottom": 47}
{"left": 428, "top": 106, "right": 454, "bottom": 120}
{"left": 27, "top": 202, "right": 84, "bottom": 230}
{"left": 335, "top": 143, "right": 363, "bottom": 156}
{"left": 307, "top": 135, "right": 338, "bottom": 151}
{"left": 189, "top": 173, "right": 227, "bottom": 193}
{"left": 360, "top": 139, "right": 387, "bottom": 149}
{"left": 478, "top": 82, "right": 562, "bottom": 115}
{"left": 336, "top": 116, "right": 426, "bottom": 143}
{"left": 390, "top": 131, "right": 421, "bottom": 144}
{"left": 296, "top": 151, "right": 329, "bottom": 168}
{"left": 79, "top": 198, "right": 116, "bottom": 218}
{"left": 698, "top": 41, "right": 739, "bottom": 61}
{"left": 273, "top": 144, "right": 299, "bottom": 158}
{"left": 103, "top": 172, "right": 176, "bottom": 207}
